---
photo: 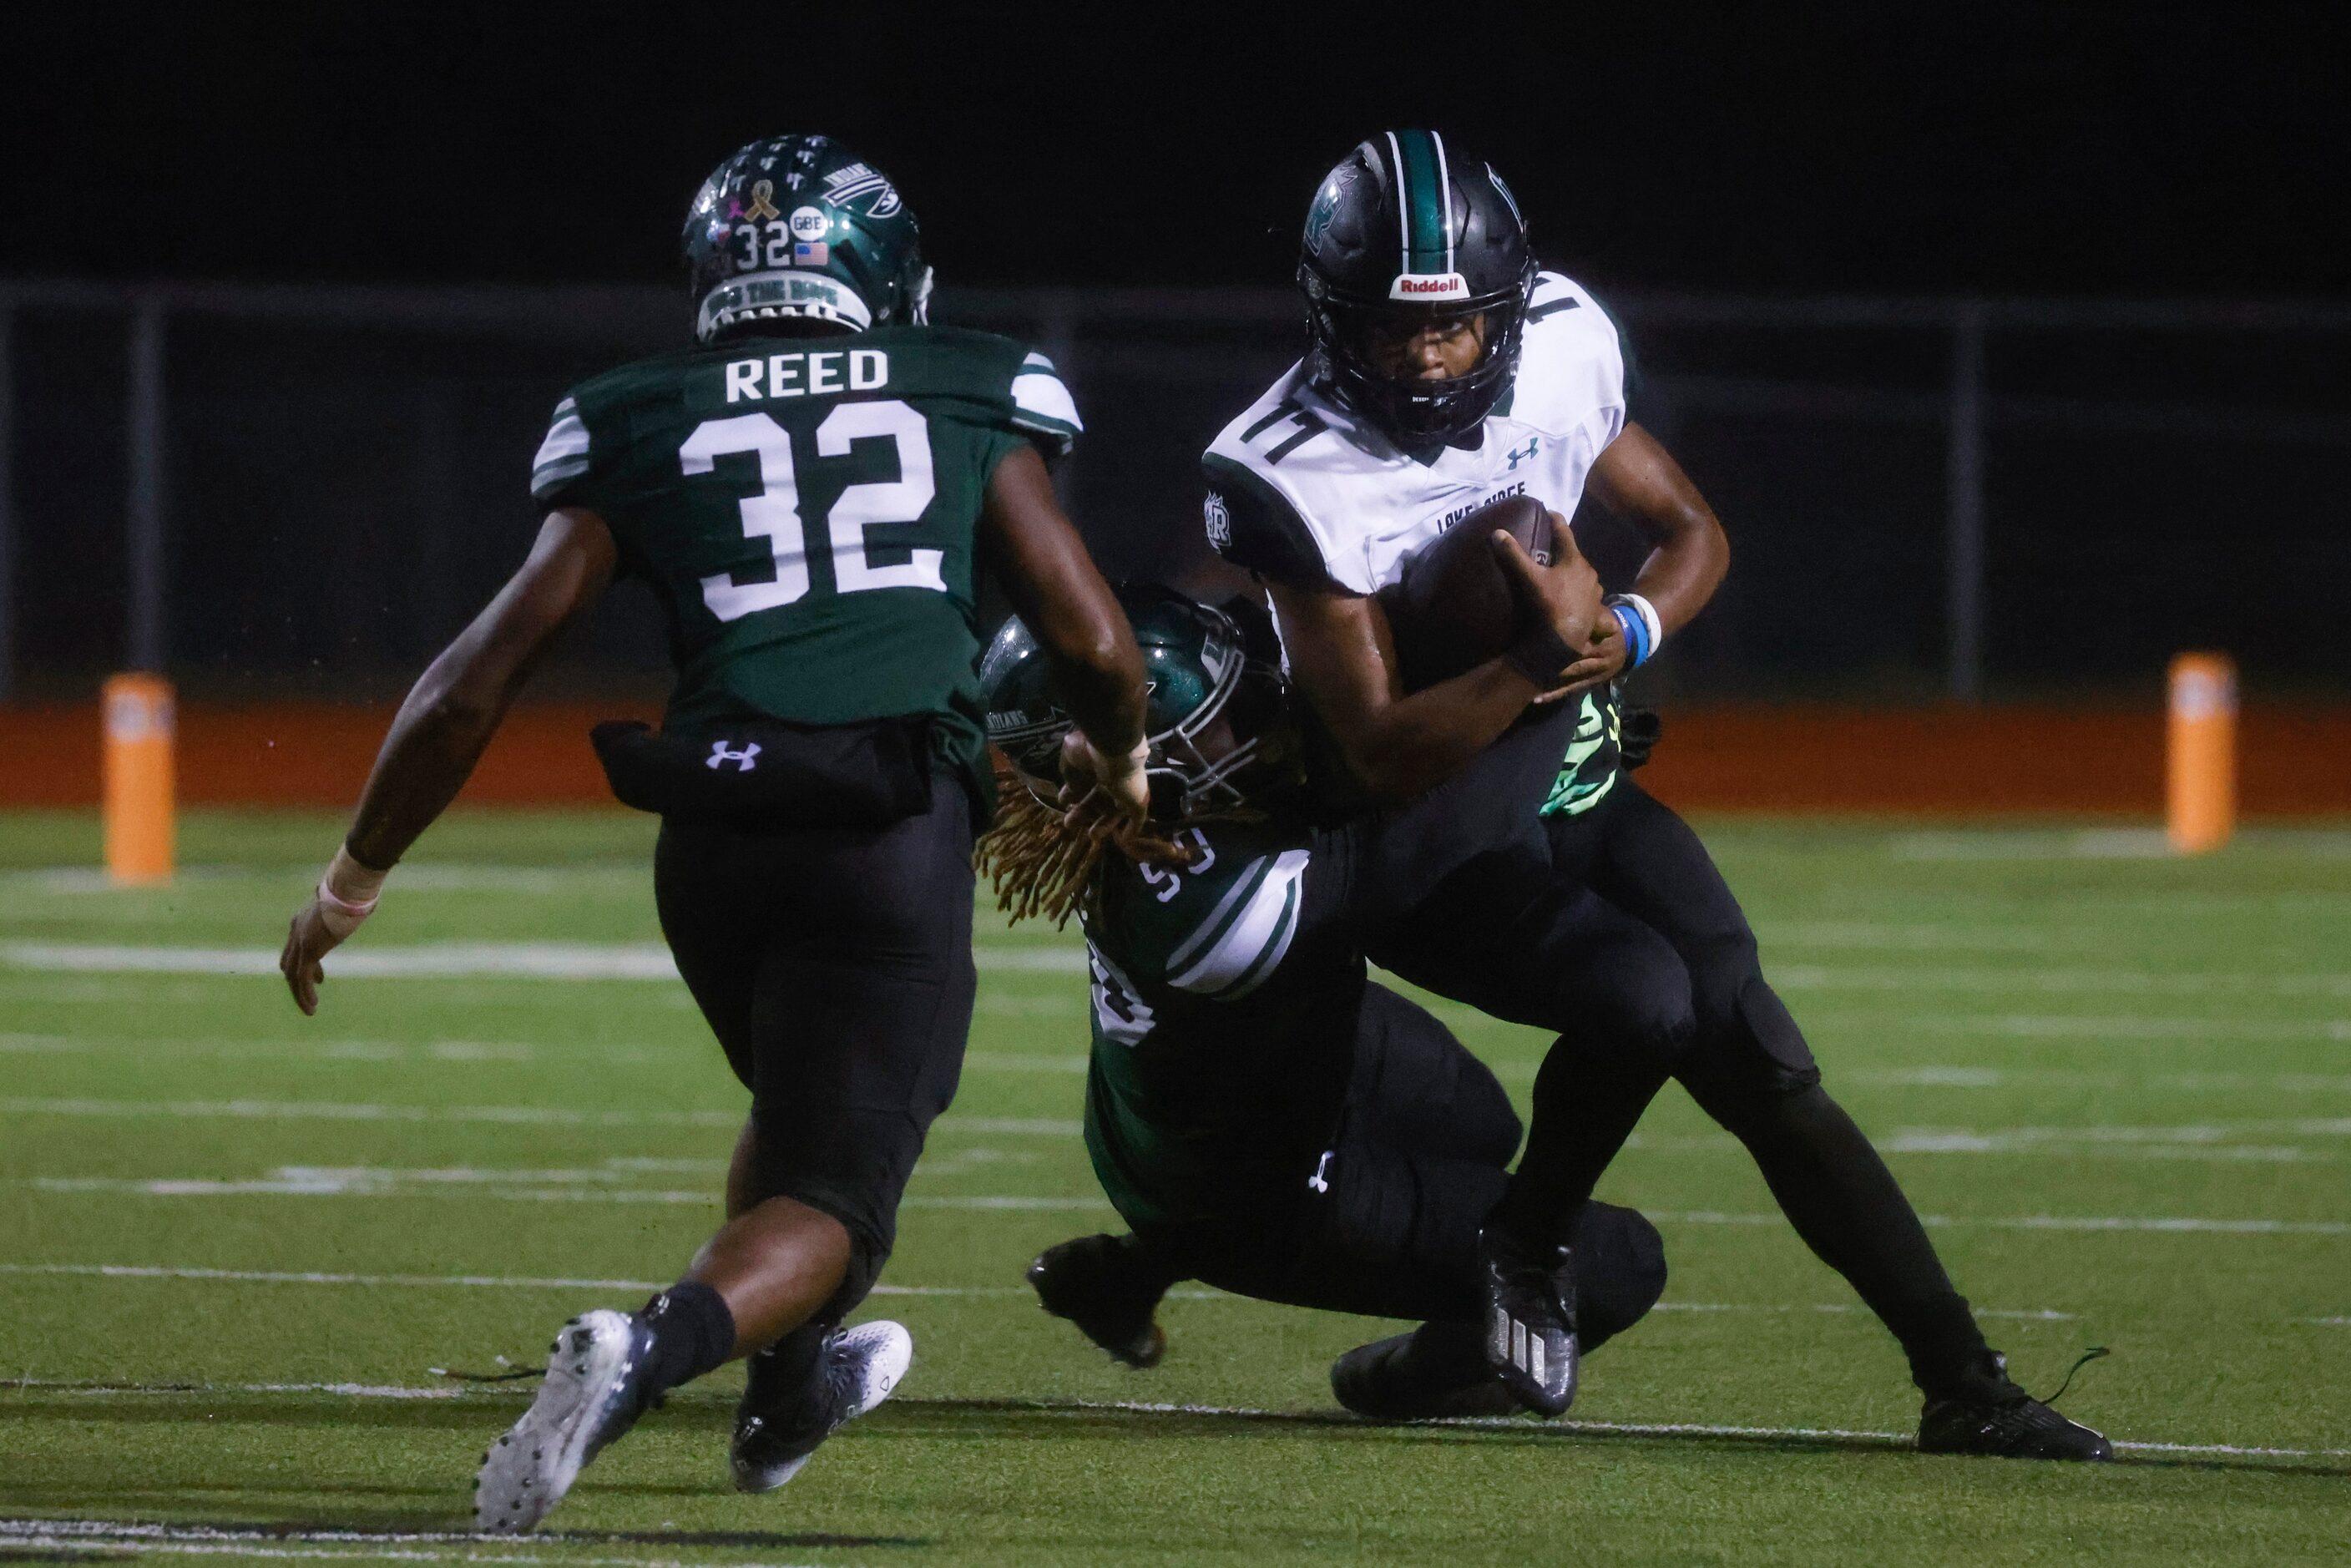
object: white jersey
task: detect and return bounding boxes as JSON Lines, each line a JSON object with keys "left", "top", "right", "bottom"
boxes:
{"left": 1199, "top": 270, "right": 1631, "bottom": 817}
{"left": 1201, "top": 271, "right": 1627, "bottom": 596}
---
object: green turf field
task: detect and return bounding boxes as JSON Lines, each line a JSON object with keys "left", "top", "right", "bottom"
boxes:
{"left": 1, "top": 808, "right": 2345, "bottom": 1565}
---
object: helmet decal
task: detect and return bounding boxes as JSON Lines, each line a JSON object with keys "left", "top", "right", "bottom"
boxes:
{"left": 683, "top": 135, "right": 928, "bottom": 342}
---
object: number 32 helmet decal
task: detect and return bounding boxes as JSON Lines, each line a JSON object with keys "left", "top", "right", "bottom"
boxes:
{"left": 684, "top": 134, "right": 933, "bottom": 341}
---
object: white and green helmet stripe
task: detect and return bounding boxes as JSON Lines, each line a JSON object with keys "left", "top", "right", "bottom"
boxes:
{"left": 1385, "top": 129, "right": 1454, "bottom": 277}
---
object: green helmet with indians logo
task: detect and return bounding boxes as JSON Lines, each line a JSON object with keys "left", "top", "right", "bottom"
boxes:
{"left": 682, "top": 134, "right": 932, "bottom": 341}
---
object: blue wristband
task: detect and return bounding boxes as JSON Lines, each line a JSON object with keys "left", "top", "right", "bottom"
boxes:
{"left": 1609, "top": 602, "right": 1652, "bottom": 669}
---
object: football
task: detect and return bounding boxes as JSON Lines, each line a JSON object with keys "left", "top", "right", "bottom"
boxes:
{"left": 1377, "top": 493, "right": 1558, "bottom": 690}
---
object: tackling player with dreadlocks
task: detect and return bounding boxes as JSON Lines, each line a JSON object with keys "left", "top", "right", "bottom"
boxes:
{"left": 980, "top": 584, "right": 1672, "bottom": 1416}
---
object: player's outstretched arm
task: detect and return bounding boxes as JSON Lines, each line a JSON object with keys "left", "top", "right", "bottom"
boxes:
{"left": 1268, "top": 529, "right": 1601, "bottom": 804}
{"left": 1553, "top": 422, "right": 1730, "bottom": 694}
{"left": 280, "top": 508, "right": 616, "bottom": 1014}
{"left": 978, "top": 444, "right": 1150, "bottom": 817}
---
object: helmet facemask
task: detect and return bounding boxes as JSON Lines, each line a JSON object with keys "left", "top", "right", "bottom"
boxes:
{"left": 1144, "top": 653, "right": 1291, "bottom": 821}
{"left": 1302, "top": 260, "right": 1536, "bottom": 448}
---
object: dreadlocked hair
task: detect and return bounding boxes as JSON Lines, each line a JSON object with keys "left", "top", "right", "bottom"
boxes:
{"left": 975, "top": 755, "right": 1196, "bottom": 928}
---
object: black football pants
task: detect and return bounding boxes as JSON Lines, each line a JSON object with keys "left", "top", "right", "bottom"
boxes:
{"left": 654, "top": 774, "right": 978, "bottom": 1321}
{"left": 1132, "top": 983, "right": 1668, "bottom": 1352}
{"left": 1393, "top": 775, "right": 1988, "bottom": 1394}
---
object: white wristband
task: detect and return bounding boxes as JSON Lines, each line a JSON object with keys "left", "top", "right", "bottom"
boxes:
{"left": 1617, "top": 593, "right": 1665, "bottom": 660}
{"left": 317, "top": 846, "right": 387, "bottom": 939}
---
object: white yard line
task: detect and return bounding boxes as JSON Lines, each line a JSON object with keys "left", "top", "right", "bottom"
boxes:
{"left": 13, "top": 1262, "right": 2058, "bottom": 1319}
{"left": 1913, "top": 1014, "right": 2351, "bottom": 1042}
{"left": 1772, "top": 965, "right": 2351, "bottom": 999}
{"left": 0, "top": 1518, "right": 824, "bottom": 1567}
{"left": 1887, "top": 827, "right": 2351, "bottom": 862}
{"left": 0, "top": 940, "right": 1093, "bottom": 979}
{"left": 1655, "top": 1209, "right": 2351, "bottom": 1237}
{"left": 16, "top": 942, "right": 2345, "bottom": 996}
{"left": 1850, "top": 1066, "right": 2351, "bottom": 1094}
{"left": 0, "top": 1093, "right": 1074, "bottom": 1136}
{"left": 18, "top": 1170, "right": 2344, "bottom": 1235}
{"left": 0, "top": 1095, "right": 745, "bottom": 1128}
{"left": 2, "top": 1393, "right": 2339, "bottom": 1464}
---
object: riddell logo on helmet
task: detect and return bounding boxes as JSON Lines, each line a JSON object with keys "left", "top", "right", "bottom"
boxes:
{"left": 1388, "top": 272, "right": 1471, "bottom": 301}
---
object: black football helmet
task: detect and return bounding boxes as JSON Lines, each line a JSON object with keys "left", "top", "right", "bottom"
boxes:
{"left": 684, "top": 135, "right": 932, "bottom": 341}
{"left": 1297, "top": 130, "right": 1537, "bottom": 447}
{"left": 978, "top": 584, "right": 1292, "bottom": 822}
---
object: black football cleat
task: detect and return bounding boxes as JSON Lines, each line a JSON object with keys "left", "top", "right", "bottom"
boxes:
{"left": 1332, "top": 1324, "right": 1522, "bottom": 1422}
{"left": 473, "top": 1309, "right": 660, "bottom": 1532}
{"left": 1477, "top": 1224, "right": 1579, "bottom": 1416}
{"left": 731, "top": 1321, "right": 913, "bottom": 1494}
{"left": 1918, "top": 1352, "right": 2114, "bottom": 1462}
{"left": 1026, "top": 1234, "right": 1168, "bottom": 1368}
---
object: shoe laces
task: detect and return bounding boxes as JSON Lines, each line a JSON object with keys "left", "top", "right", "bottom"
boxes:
{"left": 2032, "top": 1346, "right": 2109, "bottom": 1409}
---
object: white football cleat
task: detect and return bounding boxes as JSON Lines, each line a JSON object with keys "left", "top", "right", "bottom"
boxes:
{"left": 731, "top": 1320, "right": 913, "bottom": 1495}
{"left": 473, "top": 1309, "right": 657, "bottom": 1533}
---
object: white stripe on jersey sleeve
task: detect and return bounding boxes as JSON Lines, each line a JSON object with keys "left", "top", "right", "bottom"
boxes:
{"left": 1011, "top": 360, "right": 1083, "bottom": 438}
{"left": 1167, "top": 849, "right": 1308, "bottom": 999}
{"left": 529, "top": 398, "right": 591, "bottom": 499}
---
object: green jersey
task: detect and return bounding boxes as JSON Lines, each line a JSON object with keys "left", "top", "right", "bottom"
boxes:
{"left": 1081, "top": 817, "right": 1368, "bottom": 1230}
{"left": 530, "top": 326, "right": 1081, "bottom": 798}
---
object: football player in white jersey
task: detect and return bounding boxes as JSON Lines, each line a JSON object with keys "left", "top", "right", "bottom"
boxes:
{"left": 1197, "top": 130, "right": 2110, "bottom": 1459}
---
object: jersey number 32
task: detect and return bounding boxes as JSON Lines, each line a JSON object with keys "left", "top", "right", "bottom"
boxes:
{"left": 680, "top": 401, "right": 942, "bottom": 622}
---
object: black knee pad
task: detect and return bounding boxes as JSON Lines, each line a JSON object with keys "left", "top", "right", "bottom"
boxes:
{"left": 1675, "top": 975, "right": 1821, "bottom": 1108}
{"left": 1570, "top": 1201, "right": 1668, "bottom": 1351}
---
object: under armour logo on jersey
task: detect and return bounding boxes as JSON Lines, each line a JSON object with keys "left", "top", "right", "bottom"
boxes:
{"left": 1507, "top": 437, "right": 1541, "bottom": 471}
{"left": 706, "top": 741, "right": 761, "bottom": 772}
{"left": 1307, "top": 1150, "right": 1333, "bottom": 1194}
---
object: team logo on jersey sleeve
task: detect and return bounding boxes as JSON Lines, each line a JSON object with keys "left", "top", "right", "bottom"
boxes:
{"left": 1202, "top": 491, "right": 1232, "bottom": 549}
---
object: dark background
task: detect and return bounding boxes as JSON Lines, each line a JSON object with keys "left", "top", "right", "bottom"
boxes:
{"left": 8, "top": 6, "right": 2348, "bottom": 296}
{"left": 3, "top": 5, "right": 2346, "bottom": 701}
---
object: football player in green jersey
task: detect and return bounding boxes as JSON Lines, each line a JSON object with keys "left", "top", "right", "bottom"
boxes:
{"left": 980, "top": 586, "right": 1672, "bottom": 1419}
{"left": 276, "top": 135, "right": 1153, "bottom": 1530}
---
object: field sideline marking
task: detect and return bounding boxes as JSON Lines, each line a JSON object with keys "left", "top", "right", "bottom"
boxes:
{"left": 17, "top": 1034, "right": 2351, "bottom": 1099}
{"left": 19, "top": 1171, "right": 2349, "bottom": 1236}
{"left": 0, "top": 1516, "right": 831, "bottom": 1566}
{"left": 0, "top": 940, "right": 1094, "bottom": 979}
{"left": 0, "top": 1262, "right": 2080, "bottom": 1322}
{"left": 11, "top": 943, "right": 2351, "bottom": 996}
{"left": 1, "top": 1392, "right": 2340, "bottom": 1465}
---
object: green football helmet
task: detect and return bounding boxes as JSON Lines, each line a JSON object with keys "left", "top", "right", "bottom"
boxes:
{"left": 978, "top": 584, "right": 1290, "bottom": 820}
{"left": 684, "top": 134, "right": 932, "bottom": 341}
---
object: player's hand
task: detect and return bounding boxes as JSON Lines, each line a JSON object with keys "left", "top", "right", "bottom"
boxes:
{"left": 280, "top": 847, "right": 387, "bottom": 1016}
{"left": 1057, "top": 730, "right": 1151, "bottom": 827}
{"left": 1530, "top": 611, "right": 1627, "bottom": 706}
{"left": 280, "top": 898, "right": 348, "bottom": 1017}
{"left": 1494, "top": 518, "right": 1602, "bottom": 683}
